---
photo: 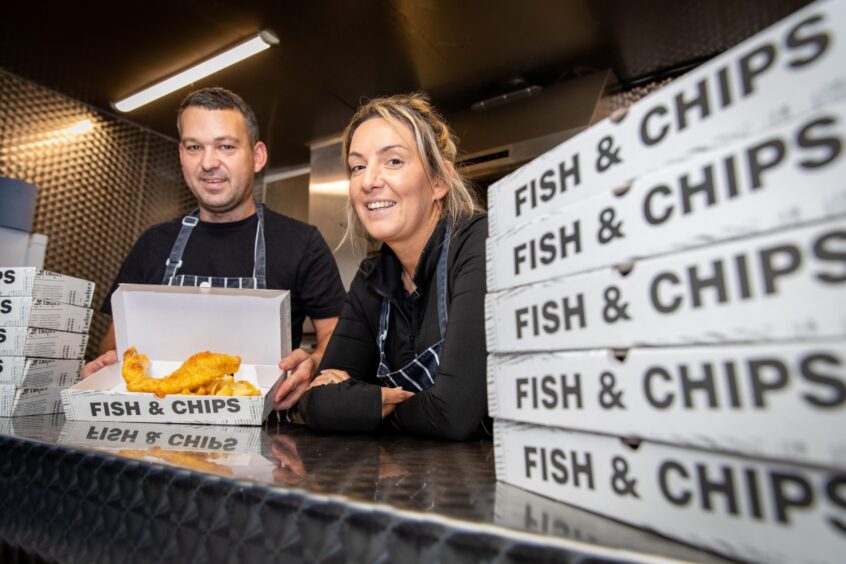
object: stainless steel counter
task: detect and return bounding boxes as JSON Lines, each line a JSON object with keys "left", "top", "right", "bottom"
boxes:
{"left": 0, "top": 414, "right": 731, "bottom": 563}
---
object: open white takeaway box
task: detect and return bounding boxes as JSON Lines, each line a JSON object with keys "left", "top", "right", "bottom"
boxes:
{"left": 62, "top": 284, "right": 292, "bottom": 425}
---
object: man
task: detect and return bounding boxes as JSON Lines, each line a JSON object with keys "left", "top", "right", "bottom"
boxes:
{"left": 86, "top": 87, "right": 345, "bottom": 409}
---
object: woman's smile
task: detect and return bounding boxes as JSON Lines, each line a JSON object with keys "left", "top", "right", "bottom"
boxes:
{"left": 365, "top": 200, "right": 397, "bottom": 211}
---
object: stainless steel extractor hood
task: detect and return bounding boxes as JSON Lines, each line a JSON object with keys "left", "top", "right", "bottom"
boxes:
{"left": 450, "top": 70, "right": 615, "bottom": 181}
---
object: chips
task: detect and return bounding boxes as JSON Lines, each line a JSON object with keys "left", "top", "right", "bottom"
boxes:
{"left": 181, "top": 375, "right": 260, "bottom": 396}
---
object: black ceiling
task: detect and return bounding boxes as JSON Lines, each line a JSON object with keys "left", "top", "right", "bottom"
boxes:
{"left": 2, "top": 0, "right": 811, "bottom": 169}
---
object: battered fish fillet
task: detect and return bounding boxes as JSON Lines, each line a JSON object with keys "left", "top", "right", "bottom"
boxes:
{"left": 122, "top": 347, "right": 242, "bottom": 398}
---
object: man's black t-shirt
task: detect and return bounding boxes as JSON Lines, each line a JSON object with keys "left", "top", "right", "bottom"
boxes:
{"left": 101, "top": 206, "right": 346, "bottom": 348}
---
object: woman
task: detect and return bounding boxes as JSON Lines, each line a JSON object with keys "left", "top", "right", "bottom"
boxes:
{"left": 282, "top": 93, "right": 488, "bottom": 440}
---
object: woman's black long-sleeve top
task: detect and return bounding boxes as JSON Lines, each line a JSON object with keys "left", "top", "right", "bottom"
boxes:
{"left": 298, "top": 213, "right": 488, "bottom": 441}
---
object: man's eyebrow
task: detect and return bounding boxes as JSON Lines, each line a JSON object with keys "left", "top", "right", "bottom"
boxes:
{"left": 181, "top": 136, "right": 241, "bottom": 144}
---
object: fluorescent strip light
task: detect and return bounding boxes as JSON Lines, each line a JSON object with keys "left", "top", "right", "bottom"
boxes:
{"left": 113, "top": 30, "right": 279, "bottom": 112}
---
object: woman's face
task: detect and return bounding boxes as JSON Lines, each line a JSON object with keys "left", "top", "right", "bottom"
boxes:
{"left": 347, "top": 117, "right": 447, "bottom": 251}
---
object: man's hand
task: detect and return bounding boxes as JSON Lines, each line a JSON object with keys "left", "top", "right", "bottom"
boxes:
{"left": 83, "top": 349, "right": 118, "bottom": 378}
{"left": 381, "top": 387, "right": 414, "bottom": 419}
{"left": 274, "top": 348, "right": 317, "bottom": 409}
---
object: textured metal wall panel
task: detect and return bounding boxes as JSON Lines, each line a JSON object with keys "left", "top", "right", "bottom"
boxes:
{"left": 0, "top": 70, "right": 194, "bottom": 359}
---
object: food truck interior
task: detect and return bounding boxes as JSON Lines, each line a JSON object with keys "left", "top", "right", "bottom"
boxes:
{"left": 1, "top": 2, "right": 832, "bottom": 563}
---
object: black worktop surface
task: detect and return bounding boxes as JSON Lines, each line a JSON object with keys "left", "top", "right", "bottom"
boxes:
{"left": 0, "top": 414, "right": 729, "bottom": 563}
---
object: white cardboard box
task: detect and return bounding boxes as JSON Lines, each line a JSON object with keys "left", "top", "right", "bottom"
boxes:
{"left": 494, "top": 419, "right": 846, "bottom": 563}
{"left": 0, "top": 357, "right": 82, "bottom": 387}
{"left": 486, "top": 218, "right": 846, "bottom": 352}
{"left": 0, "top": 267, "right": 94, "bottom": 307}
{"left": 0, "top": 327, "right": 88, "bottom": 358}
{"left": 0, "top": 297, "right": 93, "bottom": 333}
{"left": 62, "top": 284, "right": 292, "bottom": 425}
{"left": 488, "top": 341, "right": 846, "bottom": 468}
{"left": 488, "top": 102, "right": 846, "bottom": 291}
{"left": 487, "top": 0, "right": 846, "bottom": 237}
{"left": 0, "top": 386, "right": 64, "bottom": 417}
{"left": 0, "top": 227, "right": 47, "bottom": 268}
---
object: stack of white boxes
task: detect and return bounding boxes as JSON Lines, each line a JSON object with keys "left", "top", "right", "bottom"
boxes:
{"left": 485, "top": 1, "right": 846, "bottom": 562}
{"left": 0, "top": 267, "right": 94, "bottom": 417}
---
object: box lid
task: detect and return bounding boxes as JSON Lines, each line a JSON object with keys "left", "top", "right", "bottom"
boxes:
{"left": 112, "top": 284, "right": 291, "bottom": 365}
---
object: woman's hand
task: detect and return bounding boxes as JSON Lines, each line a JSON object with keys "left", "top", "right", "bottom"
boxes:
{"left": 304, "top": 369, "right": 413, "bottom": 421}
{"left": 307, "top": 369, "right": 351, "bottom": 389}
{"left": 83, "top": 349, "right": 118, "bottom": 378}
{"left": 381, "top": 387, "right": 414, "bottom": 419}
{"left": 275, "top": 349, "right": 317, "bottom": 409}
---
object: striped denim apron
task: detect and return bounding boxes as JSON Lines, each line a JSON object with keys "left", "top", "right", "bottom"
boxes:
{"left": 161, "top": 204, "right": 267, "bottom": 289}
{"left": 375, "top": 223, "right": 451, "bottom": 392}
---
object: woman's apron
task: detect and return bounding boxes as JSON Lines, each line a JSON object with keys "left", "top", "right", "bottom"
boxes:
{"left": 375, "top": 223, "right": 451, "bottom": 392}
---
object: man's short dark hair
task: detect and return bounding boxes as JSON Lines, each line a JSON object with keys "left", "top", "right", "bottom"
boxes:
{"left": 177, "top": 87, "right": 260, "bottom": 145}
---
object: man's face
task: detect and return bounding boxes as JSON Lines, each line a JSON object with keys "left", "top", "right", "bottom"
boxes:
{"left": 178, "top": 107, "right": 267, "bottom": 220}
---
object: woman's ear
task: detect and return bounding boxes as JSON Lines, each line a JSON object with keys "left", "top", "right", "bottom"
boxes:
{"left": 433, "top": 162, "right": 453, "bottom": 201}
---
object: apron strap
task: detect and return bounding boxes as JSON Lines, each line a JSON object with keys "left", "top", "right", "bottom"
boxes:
{"left": 162, "top": 209, "right": 200, "bottom": 284}
{"left": 435, "top": 222, "right": 452, "bottom": 338}
{"left": 253, "top": 204, "right": 267, "bottom": 289}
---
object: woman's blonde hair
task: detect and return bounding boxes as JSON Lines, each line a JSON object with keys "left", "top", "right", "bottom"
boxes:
{"left": 340, "top": 92, "right": 481, "bottom": 253}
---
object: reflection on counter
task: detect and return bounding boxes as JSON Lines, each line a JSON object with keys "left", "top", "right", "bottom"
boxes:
{"left": 58, "top": 419, "right": 276, "bottom": 482}
{"left": 56, "top": 416, "right": 495, "bottom": 520}
{"left": 0, "top": 412, "right": 64, "bottom": 443}
{"left": 59, "top": 419, "right": 264, "bottom": 451}
{"left": 0, "top": 413, "right": 732, "bottom": 562}
{"left": 263, "top": 421, "right": 496, "bottom": 521}
{"left": 494, "top": 481, "right": 730, "bottom": 563}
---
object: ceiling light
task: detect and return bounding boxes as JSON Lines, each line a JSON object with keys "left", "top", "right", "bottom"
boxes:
{"left": 113, "top": 30, "right": 279, "bottom": 113}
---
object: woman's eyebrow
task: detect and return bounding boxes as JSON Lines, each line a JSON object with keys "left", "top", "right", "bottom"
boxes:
{"left": 348, "top": 144, "right": 408, "bottom": 159}
{"left": 377, "top": 144, "right": 406, "bottom": 154}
